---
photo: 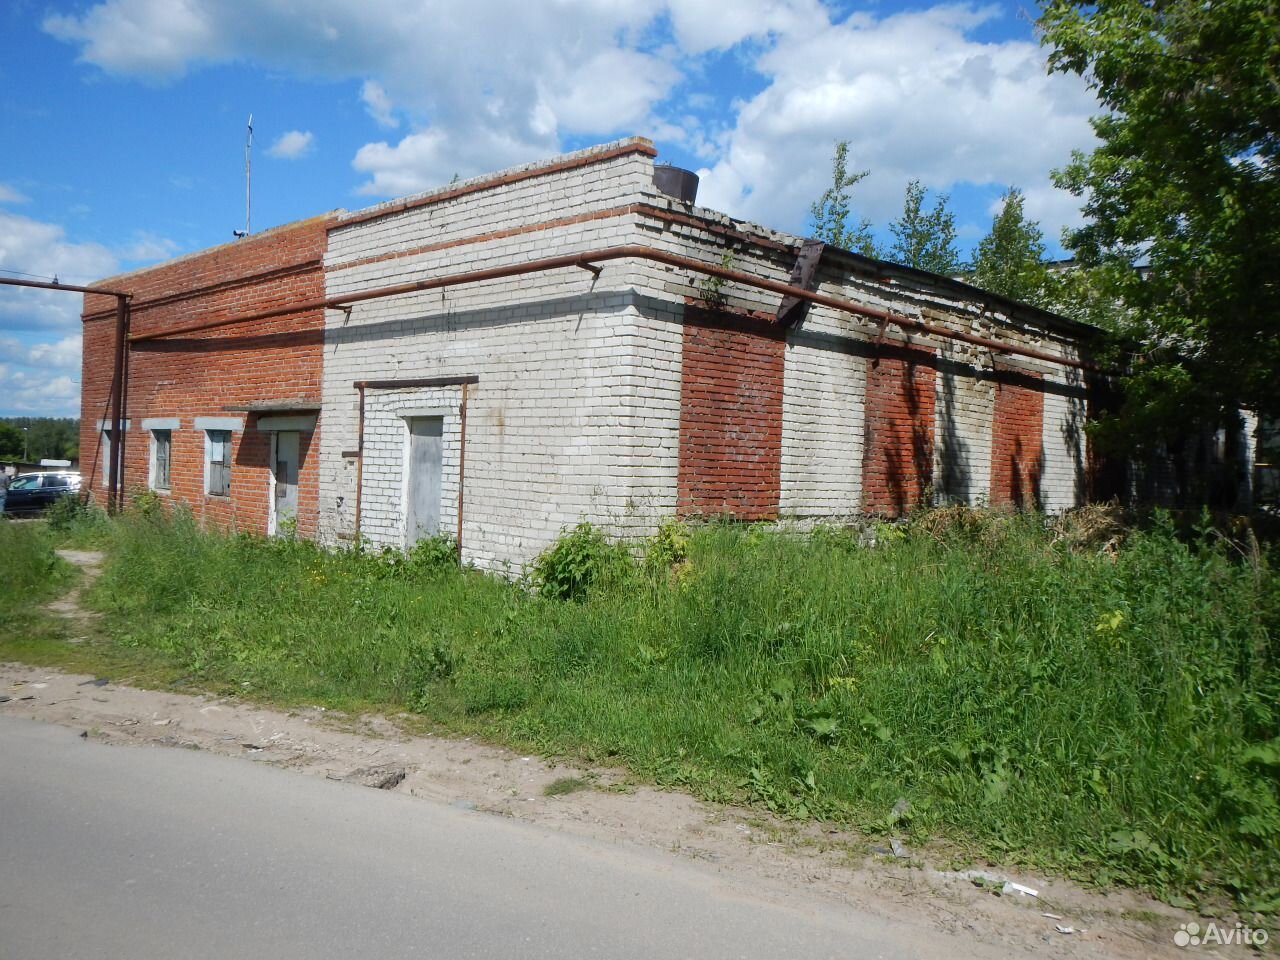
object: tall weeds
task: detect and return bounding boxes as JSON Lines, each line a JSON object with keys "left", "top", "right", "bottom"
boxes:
{"left": 57, "top": 506, "right": 1280, "bottom": 911}
{"left": 0, "top": 520, "right": 73, "bottom": 621}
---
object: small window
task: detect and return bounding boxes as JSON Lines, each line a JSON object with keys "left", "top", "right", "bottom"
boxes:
{"left": 205, "top": 430, "right": 231, "bottom": 497}
{"left": 151, "top": 430, "right": 172, "bottom": 492}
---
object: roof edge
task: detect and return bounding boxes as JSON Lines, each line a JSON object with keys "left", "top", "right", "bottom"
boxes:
{"left": 88, "top": 213, "right": 341, "bottom": 292}
{"left": 661, "top": 200, "right": 1104, "bottom": 342}
{"left": 334, "top": 137, "right": 657, "bottom": 230}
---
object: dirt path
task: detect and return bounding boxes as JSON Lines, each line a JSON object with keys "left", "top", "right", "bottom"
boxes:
{"left": 42, "top": 550, "right": 104, "bottom": 641}
{"left": 1, "top": 553, "right": 1225, "bottom": 959}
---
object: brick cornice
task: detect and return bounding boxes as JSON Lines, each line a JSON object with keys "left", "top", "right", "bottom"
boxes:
{"left": 330, "top": 205, "right": 641, "bottom": 273}
{"left": 334, "top": 141, "right": 658, "bottom": 231}
{"left": 81, "top": 259, "right": 323, "bottom": 323}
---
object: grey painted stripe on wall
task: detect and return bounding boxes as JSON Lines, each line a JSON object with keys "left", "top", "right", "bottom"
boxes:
{"left": 193, "top": 416, "right": 245, "bottom": 433}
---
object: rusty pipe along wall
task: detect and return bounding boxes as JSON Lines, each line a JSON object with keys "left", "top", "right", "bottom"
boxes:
{"left": 456, "top": 382, "right": 468, "bottom": 561}
{"left": 0, "top": 278, "right": 132, "bottom": 511}
{"left": 354, "top": 383, "right": 366, "bottom": 541}
{"left": 125, "top": 246, "right": 1098, "bottom": 372}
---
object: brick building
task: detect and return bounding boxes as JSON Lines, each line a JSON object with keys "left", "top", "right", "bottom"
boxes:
{"left": 80, "top": 137, "right": 1099, "bottom": 571}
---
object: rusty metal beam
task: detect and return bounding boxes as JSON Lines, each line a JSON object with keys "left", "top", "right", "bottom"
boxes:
{"left": 0, "top": 276, "right": 132, "bottom": 509}
{"left": 0, "top": 276, "right": 132, "bottom": 298}
{"left": 107, "top": 296, "right": 129, "bottom": 512}
{"left": 776, "top": 239, "right": 825, "bottom": 328}
{"left": 353, "top": 375, "right": 480, "bottom": 390}
{"left": 457, "top": 382, "right": 469, "bottom": 563}
{"left": 126, "top": 245, "right": 1097, "bottom": 371}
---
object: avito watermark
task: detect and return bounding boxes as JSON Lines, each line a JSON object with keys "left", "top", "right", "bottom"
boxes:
{"left": 1174, "top": 921, "right": 1268, "bottom": 948}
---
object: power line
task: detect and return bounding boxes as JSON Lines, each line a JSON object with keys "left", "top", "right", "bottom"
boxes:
{"left": 0, "top": 267, "right": 58, "bottom": 282}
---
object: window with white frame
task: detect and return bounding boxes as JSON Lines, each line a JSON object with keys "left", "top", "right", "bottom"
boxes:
{"left": 205, "top": 430, "right": 231, "bottom": 497}
{"left": 150, "top": 429, "right": 172, "bottom": 492}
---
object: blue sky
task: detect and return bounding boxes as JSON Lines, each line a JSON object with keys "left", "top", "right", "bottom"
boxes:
{"left": 0, "top": 0, "right": 1100, "bottom": 417}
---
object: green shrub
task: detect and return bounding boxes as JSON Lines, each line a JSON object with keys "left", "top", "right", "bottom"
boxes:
{"left": 406, "top": 534, "right": 459, "bottom": 573}
{"left": 642, "top": 519, "right": 690, "bottom": 576}
{"left": 45, "top": 494, "right": 107, "bottom": 534}
{"left": 532, "top": 522, "right": 631, "bottom": 601}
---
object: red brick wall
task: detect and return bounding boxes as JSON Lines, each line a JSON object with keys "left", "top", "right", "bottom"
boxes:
{"left": 677, "top": 306, "right": 784, "bottom": 520}
{"left": 990, "top": 371, "right": 1044, "bottom": 510}
{"left": 862, "top": 347, "right": 937, "bottom": 516}
{"left": 80, "top": 216, "right": 331, "bottom": 536}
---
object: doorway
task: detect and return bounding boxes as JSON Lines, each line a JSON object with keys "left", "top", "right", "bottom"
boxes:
{"left": 405, "top": 417, "right": 443, "bottom": 548}
{"left": 270, "top": 431, "right": 300, "bottom": 535}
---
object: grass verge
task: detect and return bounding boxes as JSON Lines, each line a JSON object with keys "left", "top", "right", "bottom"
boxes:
{"left": 3, "top": 503, "right": 1277, "bottom": 915}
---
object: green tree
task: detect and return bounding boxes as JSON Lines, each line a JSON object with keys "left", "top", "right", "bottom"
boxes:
{"left": 971, "top": 188, "right": 1050, "bottom": 306}
{"left": 887, "top": 179, "right": 960, "bottom": 275}
{"left": 0, "top": 417, "right": 79, "bottom": 462}
{"left": 1039, "top": 0, "right": 1280, "bottom": 433}
{"left": 809, "top": 141, "right": 879, "bottom": 257}
{"left": 0, "top": 423, "right": 23, "bottom": 460}
{"left": 1041, "top": 262, "right": 1132, "bottom": 333}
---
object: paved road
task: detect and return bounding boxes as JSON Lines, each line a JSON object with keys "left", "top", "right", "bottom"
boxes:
{"left": 0, "top": 715, "right": 978, "bottom": 960}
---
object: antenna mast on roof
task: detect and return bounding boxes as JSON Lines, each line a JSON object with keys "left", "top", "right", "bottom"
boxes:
{"left": 244, "top": 114, "right": 253, "bottom": 237}
{"left": 235, "top": 115, "right": 253, "bottom": 239}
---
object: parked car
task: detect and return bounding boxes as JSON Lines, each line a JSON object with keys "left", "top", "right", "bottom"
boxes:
{"left": 3, "top": 471, "right": 81, "bottom": 516}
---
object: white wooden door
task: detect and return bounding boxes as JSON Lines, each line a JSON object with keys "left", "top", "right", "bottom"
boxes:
{"left": 405, "top": 417, "right": 442, "bottom": 547}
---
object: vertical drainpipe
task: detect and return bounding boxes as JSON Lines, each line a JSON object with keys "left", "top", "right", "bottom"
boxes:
{"left": 353, "top": 383, "right": 366, "bottom": 543}
{"left": 456, "top": 382, "right": 468, "bottom": 564}
{"left": 107, "top": 294, "right": 130, "bottom": 513}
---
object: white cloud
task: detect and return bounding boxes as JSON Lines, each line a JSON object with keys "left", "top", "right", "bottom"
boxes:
{"left": 28, "top": 335, "right": 84, "bottom": 371}
{"left": 0, "top": 363, "right": 81, "bottom": 416}
{"left": 0, "top": 334, "right": 83, "bottom": 371}
{"left": 43, "top": 0, "right": 1099, "bottom": 246}
{"left": 0, "top": 209, "right": 174, "bottom": 419}
{"left": 352, "top": 125, "right": 546, "bottom": 197}
{"left": 43, "top": 0, "right": 223, "bottom": 78}
{"left": 538, "top": 48, "right": 681, "bottom": 135}
{"left": 119, "top": 231, "right": 180, "bottom": 262}
{"left": 0, "top": 210, "right": 102, "bottom": 415}
{"left": 360, "top": 80, "right": 398, "bottom": 129}
{"left": 43, "top": 0, "right": 675, "bottom": 191}
{"left": 664, "top": 0, "right": 822, "bottom": 54}
{"left": 0, "top": 184, "right": 29, "bottom": 204}
{"left": 268, "top": 129, "right": 315, "bottom": 160}
{"left": 0, "top": 211, "right": 119, "bottom": 332}
{"left": 694, "top": 4, "right": 1098, "bottom": 245}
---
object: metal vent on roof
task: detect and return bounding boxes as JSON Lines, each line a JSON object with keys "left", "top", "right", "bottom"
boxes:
{"left": 652, "top": 165, "right": 699, "bottom": 204}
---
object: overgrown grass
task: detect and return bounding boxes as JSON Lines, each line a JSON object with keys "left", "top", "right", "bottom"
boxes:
{"left": 0, "top": 520, "right": 74, "bottom": 621}
{"left": 10, "top": 504, "right": 1280, "bottom": 912}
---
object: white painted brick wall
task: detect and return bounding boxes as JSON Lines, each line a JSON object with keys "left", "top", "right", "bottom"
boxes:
{"left": 319, "top": 141, "right": 688, "bottom": 572}
{"left": 935, "top": 340, "right": 995, "bottom": 507}
{"left": 316, "top": 138, "right": 1094, "bottom": 571}
{"left": 1040, "top": 363, "right": 1089, "bottom": 513}
{"left": 780, "top": 308, "right": 866, "bottom": 518}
